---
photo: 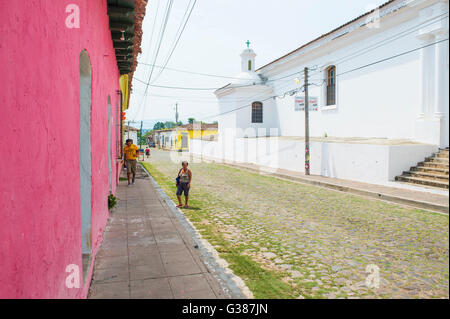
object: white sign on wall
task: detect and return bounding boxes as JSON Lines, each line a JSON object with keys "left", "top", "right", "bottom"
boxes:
{"left": 295, "top": 96, "right": 319, "bottom": 111}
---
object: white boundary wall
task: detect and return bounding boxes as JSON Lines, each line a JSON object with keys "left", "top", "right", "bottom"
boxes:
{"left": 189, "top": 137, "right": 438, "bottom": 186}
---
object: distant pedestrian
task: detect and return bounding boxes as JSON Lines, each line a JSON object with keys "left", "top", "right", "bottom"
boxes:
{"left": 176, "top": 161, "right": 192, "bottom": 208}
{"left": 123, "top": 139, "right": 139, "bottom": 186}
{"left": 145, "top": 147, "right": 150, "bottom": 159}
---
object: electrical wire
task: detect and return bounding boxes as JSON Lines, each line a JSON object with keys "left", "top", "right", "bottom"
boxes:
{"left": 150, "top": 0, "right": 198, "bottom": 84}
{"left": 256, "top": 12, "right": 449, "bottom": 85}
{"left": 136, "top": 61, "right": 250, "bottom": 80}
{"left": 133, "top": 76, "right": 270, "bottom": 90}
{"left": 195, "top": 37, "right": 449, "bottom": 121}
{"left": 133, "top": 0, "right": 175, "bottom": 121}
{"left": 133, "top": 11, "right": 448, "bottom": 96}
{"left": 336, "top": 37, "right": 449, "bottom": 78}
{"left": 142, "top": 0, "right": 161, "bottom": 71}
{"left": 131, "top": 10, "right": 449, "bottom": 122}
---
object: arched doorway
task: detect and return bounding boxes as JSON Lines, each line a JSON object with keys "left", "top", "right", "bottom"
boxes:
{"left": 79, "top": 50, "right": 92, "bottom": 283}
{"left": 107, "top": 96, "right": 112, "bottom": 192}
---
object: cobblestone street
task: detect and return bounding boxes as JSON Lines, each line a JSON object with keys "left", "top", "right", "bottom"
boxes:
{"left": 143, "top": 149, "right": 449, "bottom": 299}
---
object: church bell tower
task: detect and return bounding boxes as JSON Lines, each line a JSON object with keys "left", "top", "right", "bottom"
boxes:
{"left": 240, "top": 40, "right": 256, "bottom": 73}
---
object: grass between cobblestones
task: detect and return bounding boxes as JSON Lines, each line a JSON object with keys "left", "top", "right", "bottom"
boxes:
{"left": 141, "top": 161, "right": 295, "bottom": 298}
{"left": 141, "top": 150, "right": 449, "bottom": 299}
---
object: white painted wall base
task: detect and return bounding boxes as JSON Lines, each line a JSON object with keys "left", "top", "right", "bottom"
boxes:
{"left": 415, "top": 116, "right": 447, "bottom": 147}
{"left": 190, "top": 137, "right": 438, "bottom": 186}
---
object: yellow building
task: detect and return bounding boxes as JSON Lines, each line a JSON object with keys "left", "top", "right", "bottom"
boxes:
{"left": 155, "top": 123, "right": 218, "bottom": 151}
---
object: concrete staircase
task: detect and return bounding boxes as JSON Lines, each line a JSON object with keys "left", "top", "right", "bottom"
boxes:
{"left": 395, "top": 148, "right": 449, "bottom": 189}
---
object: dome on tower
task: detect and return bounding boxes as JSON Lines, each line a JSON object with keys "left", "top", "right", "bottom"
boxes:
{"left": 230, "top": 71, "right": 262, "bottom": 87}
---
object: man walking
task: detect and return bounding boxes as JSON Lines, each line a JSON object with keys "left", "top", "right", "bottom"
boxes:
{"left": 123, "top": 139, "right": 139, "bottom": 186}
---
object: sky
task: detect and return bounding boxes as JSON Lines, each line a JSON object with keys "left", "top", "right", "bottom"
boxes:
{"left": 127, "top": 0, "right": 388, "bottom": 129}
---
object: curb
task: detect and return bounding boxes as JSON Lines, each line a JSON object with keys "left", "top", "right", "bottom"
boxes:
{"left": 268, "top": 171, "right": 449, "bottom": 215}
{"left": 139, "top": 163, "right": 251, "bottom": 299}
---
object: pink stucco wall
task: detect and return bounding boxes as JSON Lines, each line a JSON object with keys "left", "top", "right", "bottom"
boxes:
{"left": 0, "top": 0, "right": 121, "bottom": 298}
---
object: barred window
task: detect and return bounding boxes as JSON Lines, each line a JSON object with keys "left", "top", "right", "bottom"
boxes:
{"left": 326, "top": 66, "right": 336, "bottom": 106}
{"left": 251, "top": 102, "right": 263, "bottom": 123}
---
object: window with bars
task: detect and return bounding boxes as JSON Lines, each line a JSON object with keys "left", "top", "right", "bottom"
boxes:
{"left": 326, "top": 66, "right": 336, "bottom": 106}
{"left": 251, "top": 102, "right": 263, "bottom": 123}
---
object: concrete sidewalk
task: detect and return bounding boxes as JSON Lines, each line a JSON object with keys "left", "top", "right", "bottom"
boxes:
{"left": 194, "top": 156, "right": 448, "bottom": 214}
{"left": 88, "top": 164, "right": 239, "bottom": 299}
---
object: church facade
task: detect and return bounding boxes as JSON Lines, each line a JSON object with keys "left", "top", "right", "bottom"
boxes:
{"left": 190, "top": 0, "right": 449, "bottom": 187}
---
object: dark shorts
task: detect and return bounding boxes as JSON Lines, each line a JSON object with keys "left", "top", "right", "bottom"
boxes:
{"left": 176, "top": 182, "right": 190, "bottom": 196}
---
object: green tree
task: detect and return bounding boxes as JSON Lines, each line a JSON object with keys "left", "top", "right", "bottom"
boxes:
{"left": 153, "top": 122, "right": 165, "bottom": 130}
{"left": 141, "top": 130, "right": 153, "bottom": 145}
{"left": 188, "top": 118, "right": 195, "bottom": 124}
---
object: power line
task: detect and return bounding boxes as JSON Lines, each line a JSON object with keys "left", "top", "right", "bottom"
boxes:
{"left": 133, "top": 11, "right": 448, "bottom": 96}
{"left": 198, "top": 78, "right": 304, "bottom": 120}
{"left": 133, "top": 76, "right": 271, "bottom": 90}
{"left": 146, "top": 0, "right": 174, "bottom": 85}
{"left": 259, "top": 12, "right": 449, "bottom": 86}
{"left": 133, "top": 0, "right": 161, "bottom": 121}
{"left": 334, "top": 11, "right": 448, "bottom": 66}
{"left": 131, "top": 12, "right": 449, "bottom": 121}
{"left": 142, "top": 0, "right": 161, "bottom": 70}
{"left": 150, "top": 0, "right": 198, "bottom": 84}
{"left": 136, "top": 61, "right": 248, "bottom": 80}
{"left": 134, "top": 0, "right": 175, "bottom": 121}
{"left": 336, "top": 37, "right": 449, "bottom": 78}
{"left": 148, "top": 0, "right": 193, "bottom": 84}
{"left": 196, "top": 37, "right": 449, "bottom": 122}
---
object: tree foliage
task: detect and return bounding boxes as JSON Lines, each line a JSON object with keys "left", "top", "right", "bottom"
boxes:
{"left": 153, "top": 122, "right": 165, "bottom": 130}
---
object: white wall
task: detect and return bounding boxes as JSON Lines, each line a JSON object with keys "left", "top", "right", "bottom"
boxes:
{"left": 190, "top": 138, "right": 438, "bottom": 185}
{"left": 217, "top": 0, "right": 449, "bottom": 147}
{"left": 270, "top": 14, "right": 429, "bottom": 140}
{"left": 217, "top": 86, "right": 278, "bottom": 138}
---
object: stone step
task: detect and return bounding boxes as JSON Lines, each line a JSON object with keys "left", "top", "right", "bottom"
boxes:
{"left": 403, "top": 171, "right": 449, "bottom": 181}
{"left": 418, "top": 161, "right": 449, "bottom": 169}
{"left": 411, "top": 166, "right": 449, "bottom": 174}
{"left": 426, "top": 156, "right": 449, "bottom": 164}
{"left": 435, "top": 152, "right": 449, "bottom": 159}
{"left": 395, "top": 175, "right": 449, "bottom": 189}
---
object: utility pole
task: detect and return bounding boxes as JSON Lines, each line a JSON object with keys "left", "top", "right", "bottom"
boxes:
{"left": 139, "top": 120, "right": 143, "bottom": 150}
{"left": 304, "top": 67, "right": 310, "bottom": 175}
{"left": 175, "top": 102, "right": 179, "bottom": 124}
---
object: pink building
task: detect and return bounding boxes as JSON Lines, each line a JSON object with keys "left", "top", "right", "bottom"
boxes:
{"left": 0, "top": 0, "right": 147, "bottom": 298}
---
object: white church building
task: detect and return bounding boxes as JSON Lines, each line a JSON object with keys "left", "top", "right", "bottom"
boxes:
{"left": 190, "top": 0, "right": 449, "bottom": 187}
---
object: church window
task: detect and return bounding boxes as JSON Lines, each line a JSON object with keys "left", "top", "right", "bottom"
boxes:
{"left": 251, "top": 102, "right": 263, "bottom": 123}
{"left": 248, "top": 60, "right": 252, "bottom": 71}
{"left": 326, "top": 66, "right": 336, "bottom": 106}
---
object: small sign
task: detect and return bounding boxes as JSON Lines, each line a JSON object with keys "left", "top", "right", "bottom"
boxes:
{"left": 295, "top": 96, "right": 319, "bottom": 111}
